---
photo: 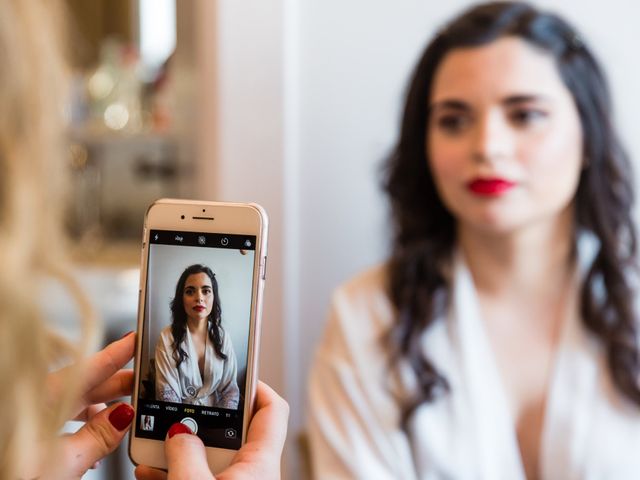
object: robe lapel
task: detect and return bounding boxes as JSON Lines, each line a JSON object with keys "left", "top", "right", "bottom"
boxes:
{"left": 452, "top": 256, "right": 527, "bottom": 480}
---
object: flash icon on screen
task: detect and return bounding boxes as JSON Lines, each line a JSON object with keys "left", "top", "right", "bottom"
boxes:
{"left": 198, "top": 236, "right": 206, "bottom": 245}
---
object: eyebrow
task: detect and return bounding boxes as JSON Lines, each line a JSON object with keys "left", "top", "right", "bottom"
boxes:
{"left": 503, "top": 94, "right": 552, "bottom": 105}
{"left": 429, "top": 99, "right": 469, "bottom": 112}
{"left": 430, "top": 94, "right": 552, "bottom": 112}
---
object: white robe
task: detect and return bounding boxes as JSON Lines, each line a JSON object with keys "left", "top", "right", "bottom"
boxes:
{"left": 308, "top": 250, "right": 640, "bottom": 479}
{"left": 155, "top": 324, "right": 240, "bottom": 408}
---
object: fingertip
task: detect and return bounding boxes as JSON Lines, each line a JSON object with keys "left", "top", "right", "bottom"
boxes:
{"left": 135, "top": 464, "right": 167, "bottom": 480}
{"left": 255, "top": 381, "right": 287, "bottom": 411}
{"left": 121, "top": 369, "right": 135, "bottom": 394}
{"left": 123, "top": 331, "right": 136, "bottom": 351}
{"left": 115, "top": 330, "right": 136, "bottom": 353}
{"left": 134, "top": 465, "right": 146, "bottom": 479}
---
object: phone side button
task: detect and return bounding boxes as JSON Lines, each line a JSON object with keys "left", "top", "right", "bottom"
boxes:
{"left": 260, "top": 256, "right": 267, "bottom": 280}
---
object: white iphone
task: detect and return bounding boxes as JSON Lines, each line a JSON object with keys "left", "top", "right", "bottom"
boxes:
{"left": 129, "top": 199, "right": 268, "bottom": 473}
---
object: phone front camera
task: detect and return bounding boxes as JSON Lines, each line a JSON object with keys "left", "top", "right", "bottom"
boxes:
{"left": 181, "top": 215, "right": 185, "bottom": 219}
{"left": 202, "top": 209, "right": 206, "bottom": 212}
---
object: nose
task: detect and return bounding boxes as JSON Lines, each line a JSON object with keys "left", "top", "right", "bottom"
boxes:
{"left": 471, "top": 110, "right": 513, "bottom": 164}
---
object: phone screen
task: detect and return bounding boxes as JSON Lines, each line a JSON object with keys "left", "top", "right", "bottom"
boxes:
{"left": 134, "top": 229, "right": 258, "bottom": 449}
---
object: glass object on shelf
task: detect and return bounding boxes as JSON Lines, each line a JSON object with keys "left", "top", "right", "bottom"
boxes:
{"left": 84, "top": 39, "right": 144, "bottom": 133}
{"left": 68, "top": 131, "right": 184, "bottom": 252}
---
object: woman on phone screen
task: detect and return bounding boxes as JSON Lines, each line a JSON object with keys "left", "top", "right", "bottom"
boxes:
{"left": 155, "top": 264, "right": 240, "bottom": 408}
{"left": 309, "top": 2, "right": 640, "bottom": 478}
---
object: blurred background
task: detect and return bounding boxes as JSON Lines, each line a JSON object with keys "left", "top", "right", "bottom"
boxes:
{"left": 52, "top": 0, "right": 640, "bottom": 478}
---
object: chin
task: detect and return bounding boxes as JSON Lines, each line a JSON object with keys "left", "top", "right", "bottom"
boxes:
{"left": 459, "top": 206, "right": 529, "bottom": 235}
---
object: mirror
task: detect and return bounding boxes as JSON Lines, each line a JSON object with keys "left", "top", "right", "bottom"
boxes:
{"left": 64, "top": 0, "right": 191, "bottom": 252}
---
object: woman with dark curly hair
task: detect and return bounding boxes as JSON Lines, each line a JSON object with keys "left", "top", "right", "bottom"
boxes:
{"left": 309, "top": 2, "right": 640, "bottom": 478}
{"left": 155, "top": 264, "right": 240, "bottom": 408}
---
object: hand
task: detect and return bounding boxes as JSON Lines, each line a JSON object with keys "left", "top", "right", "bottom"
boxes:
{"left": 135, "top": 381, "right": 289, "bottom": 480}
{"left": 50, "top": 332, "right": 136, "bottom": 479}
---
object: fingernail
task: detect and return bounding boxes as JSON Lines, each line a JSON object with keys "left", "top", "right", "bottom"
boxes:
{"left": 168, "top": 422, "right": 193, "bottom": 438}
{"left": 119, "top": 330, "right": 134, "bottom": 340}
{"left": 108, "top": 404, "right": 134, "bottom": 431}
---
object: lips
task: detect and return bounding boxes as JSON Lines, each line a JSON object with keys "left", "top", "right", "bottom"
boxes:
{"left": 193, "top": 306, "right": 206, "bottom": 312}
{"left": 467, "top": 178, "right": 515, "bottom": 196}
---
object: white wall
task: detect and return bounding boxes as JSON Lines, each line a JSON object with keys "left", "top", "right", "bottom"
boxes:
{"left": 295, "top": 0, "right": 472, "bottom": 404}
{"left": 194, "top": 0, "right": 287, "bottom": 397}
{"left": 195, "top": 1, "right": 640, "bottom": 478}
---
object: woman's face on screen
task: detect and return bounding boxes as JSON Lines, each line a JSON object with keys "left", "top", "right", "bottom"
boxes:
{"left": 183, "top": 272, "right": 214, "bottom": 322}
{"left": 427, "top": 36, "right": 583, "bottom": 234}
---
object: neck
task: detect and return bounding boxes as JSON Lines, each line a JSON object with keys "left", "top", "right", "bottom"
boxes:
{"left": 458, "top": 209, "right": 576, "bottom": 298}
{"left": 187, "top": 317, "right": 208, "bottom": 335}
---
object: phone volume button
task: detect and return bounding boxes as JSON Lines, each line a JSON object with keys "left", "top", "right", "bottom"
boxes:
{"left": 260, "top": 256, "right": 267, "bottom": 280}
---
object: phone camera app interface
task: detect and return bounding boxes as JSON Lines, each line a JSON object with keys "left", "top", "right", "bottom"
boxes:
{"left": 135, "top": 230, "right": 257, "bottom": 449}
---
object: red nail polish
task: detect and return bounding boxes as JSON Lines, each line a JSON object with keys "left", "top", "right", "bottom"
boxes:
{"left": 168, "top": 422, "right": 193, "bottom": 438}
{"left": 119, "top": 330, "right": 134, "bottom": 340}
{"left": 108, "top": 404, "right": 134, "bottom": 431}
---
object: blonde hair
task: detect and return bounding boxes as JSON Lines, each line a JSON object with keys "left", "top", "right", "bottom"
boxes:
{"left": 0, "top": 0, "right": 95, "bottom": 476}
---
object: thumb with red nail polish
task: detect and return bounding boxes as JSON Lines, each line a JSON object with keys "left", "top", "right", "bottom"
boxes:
{"left": 163, "top": 422, "right": 214, "bottom": 479}
{"left": 61, "top": 402, "right": 135, "bottom": 478}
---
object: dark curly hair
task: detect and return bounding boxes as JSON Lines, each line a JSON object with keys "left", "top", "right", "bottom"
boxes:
{"left": 383, "top": 1, "right": 640, "bottom": 427}
{"left": 170, "top": 264, "right": 227, "bottom": 367}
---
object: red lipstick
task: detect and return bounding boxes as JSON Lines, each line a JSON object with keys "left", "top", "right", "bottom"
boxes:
{"left": 467, "top": 178, "right": 515, "bottom": 196}
{"left": 194, "top": 305, "right": 206, "bottom": 312}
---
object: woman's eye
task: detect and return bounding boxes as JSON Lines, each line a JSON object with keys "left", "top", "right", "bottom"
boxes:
{"left": 202, "top": 288, "right": 212, "bottom": 295}
{"left": 510, "top": 108, "right": 547, "bottom": 126}
{"left": 434, "top": 113, "right": 470, "bottom": 134}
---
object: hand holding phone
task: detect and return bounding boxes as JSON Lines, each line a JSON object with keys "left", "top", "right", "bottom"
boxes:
{"left": 134, "top": 381, "right": 289, "bottom": 480}
{"left": 49, "top": 334, "right": 136, "bottom": 479}
{"left": 129, "top": 200, "right": 268, "bottom": 473}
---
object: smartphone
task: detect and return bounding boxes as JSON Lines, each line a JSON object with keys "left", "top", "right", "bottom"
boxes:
{"left": 129, "top": 199, "right": 268, "bottom": 473}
